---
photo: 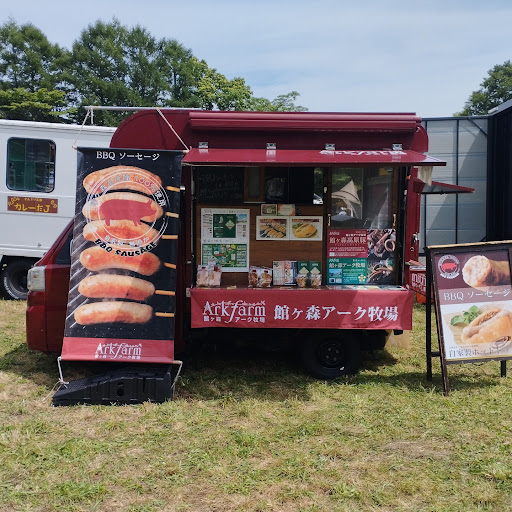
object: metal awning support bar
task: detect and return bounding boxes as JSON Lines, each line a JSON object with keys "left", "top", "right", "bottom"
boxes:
{"left": 83, "top": 105, "right": 200, "bottom": 124}
{"left": 82, "top": 105, "right": 190, "bottom": 151}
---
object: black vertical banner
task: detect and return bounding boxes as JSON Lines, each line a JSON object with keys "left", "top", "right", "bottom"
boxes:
{"left": 61, "top": 148, "right": 182, "bottom": 363}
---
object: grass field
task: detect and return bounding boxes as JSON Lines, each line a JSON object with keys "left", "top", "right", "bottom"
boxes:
{"left": 1, "top": 299, "right": 512, "bottom": 512}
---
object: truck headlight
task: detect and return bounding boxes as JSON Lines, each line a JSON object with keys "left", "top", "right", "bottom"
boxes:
{"left": 27, "top": 266, "right": 45, "bottom": 291}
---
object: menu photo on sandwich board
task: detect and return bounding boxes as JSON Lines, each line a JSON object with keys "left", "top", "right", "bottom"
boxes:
{"left": 431, "top": 243, "right": 512, "bottom": 364}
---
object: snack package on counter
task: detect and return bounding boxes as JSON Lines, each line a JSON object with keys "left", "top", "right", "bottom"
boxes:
{"left": 297, "top": 263, "right": 309, "bottom": 287}
{"left": 248, "top": 266, "right": 259, "bottom": 287}
{"left": 272, "top": 261, "right": 285, "bottom": 286}
{"left": 296, "top": 273, "right": 308, "bottom": 288}
{"left": 309, "top": 261, "right": 321, "bottom": 275}
{"left": 196, "top": 265, "right": 209, "bottom": 287}
{"left": 249, "top": 266, "right": 273, "bottom": 287}
{"left": 261, "top": 204, "right": 278, "bottom": 215}
{"left": 310, "top": 273, "right": 322, "bottom": 288}
{"left": 284, "top": 260, "right": 297, "bottom": 285}
{"left": 258, "top": 268, "right": 273, "bottom": 288}
{"left": 277, "top": 204, "right": 296, "bottom": 216}
{"left": 208, "top": 260, "right": 222, "bottom": 287}
{"left": 310, "top": 264, "right": 321, "bottom": 287}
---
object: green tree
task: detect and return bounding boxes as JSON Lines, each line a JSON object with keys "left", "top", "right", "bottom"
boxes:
{"left": 0, "top": 19, "right": 69, "bottom": 91}
{"left": 0, "top": 18, "right": 308, "bottom": 124}
{"left": 0, "top": 20, "right": 71, "bottom": 121}
{"left": 67, "top": 19, "right": 246, "bottom": 124}
{"left": 248, "top": 91, "right": 307, "bottom": 112}
{"left": 197, "top": 68, "right": 252, "bottom": 110}
{"left": 159, "top": 44, "right": 205, "bottom": 108}
{"left": 456, "top": 60, "right": 512, "bottom": 116}
{"left": 0, "top": 87, "right": 73, "bottom": 121}
{"left": 66, "top": 19, "right": 166, "bottom": 125}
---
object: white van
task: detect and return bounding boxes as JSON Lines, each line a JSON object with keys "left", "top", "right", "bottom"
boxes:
{"left": 0, "top": 119, "right": 115, "bottom": 299}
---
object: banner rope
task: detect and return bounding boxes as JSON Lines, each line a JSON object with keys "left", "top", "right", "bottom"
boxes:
{"left": 72, "top": 108, "right": 92, "bottom": 149}
{"left": 73, "top": 106, "right": 190, "bottom": 152}
{"left": 155, "top": 108, "right": 190, "bottom": 152}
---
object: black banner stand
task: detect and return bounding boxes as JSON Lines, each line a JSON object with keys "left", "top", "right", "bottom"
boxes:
{"left": 425, "top": 250, "right": 450, "bottom": 395}
{"left": 425, "top": 243, "right": 509, "bottom": 396}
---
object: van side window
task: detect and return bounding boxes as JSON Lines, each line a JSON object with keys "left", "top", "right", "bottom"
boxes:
{"left": 7, "top": 138, "right": 56, "bottom": 193}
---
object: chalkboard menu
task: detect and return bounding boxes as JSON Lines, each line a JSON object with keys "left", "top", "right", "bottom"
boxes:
{"left": 196, "top": 167, "right": 244, "bottom": 203}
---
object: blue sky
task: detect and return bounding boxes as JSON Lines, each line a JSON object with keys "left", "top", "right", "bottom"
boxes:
{"left": 4, "top": 0, "right": 512, "bottom": 117}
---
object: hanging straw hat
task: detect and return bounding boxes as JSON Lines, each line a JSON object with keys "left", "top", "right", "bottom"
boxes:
{"left": 331, "top": 180, "right": 361, "bottom": 204}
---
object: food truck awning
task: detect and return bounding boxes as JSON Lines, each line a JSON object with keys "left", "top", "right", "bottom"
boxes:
{"left": 182, "top": 148, "right": 446, "bottom": 167}
{"left": 409, "top": 176, "right": 475, "bottom": 194}
{"left": 421, "top": 180, "right": 475, "bottom": 194}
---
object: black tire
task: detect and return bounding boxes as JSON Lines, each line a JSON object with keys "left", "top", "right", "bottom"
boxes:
{"left": 0, "top": 259, "right": 36, "bottom": 300}
{"left": 301, "top": 332, "right": 361, "bottom": 380}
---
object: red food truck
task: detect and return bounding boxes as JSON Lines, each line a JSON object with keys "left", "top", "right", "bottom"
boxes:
{"left": 26, "top": 109, "right": 449, "bottom": 399}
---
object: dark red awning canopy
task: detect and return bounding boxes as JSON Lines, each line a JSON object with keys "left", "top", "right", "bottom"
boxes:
{"left": 182, "top": 148, "right": 446, "bottom": 167}
{"left": 421, "top": 180, "right": 474, "bottom": 194}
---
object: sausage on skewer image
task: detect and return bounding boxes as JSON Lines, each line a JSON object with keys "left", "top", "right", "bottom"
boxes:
{"left": 83, "top": 166, "right": 162, "bottom": 195}
{"left": 78, "top": 274, "right": 156, "bottom": 301}
{"left": 80, "top": 246, "right": 161, "bottom": 275}
{"left": 83, "top": 220, "right": 160, "bottom": 245}
{"left": 74, "top": 301, "right": 153, "bottom": 325}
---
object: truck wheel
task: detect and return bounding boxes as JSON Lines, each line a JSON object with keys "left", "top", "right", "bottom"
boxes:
{"left": 0, "top": 259, "right": 36, "bottom": 300}
{"left": 301, "top": 332, "right": 361, "bottom": 380}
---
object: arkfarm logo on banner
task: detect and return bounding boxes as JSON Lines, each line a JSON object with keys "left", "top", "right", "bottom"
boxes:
{"left": 95, "top": 342, "right": 143, "bottom": 360}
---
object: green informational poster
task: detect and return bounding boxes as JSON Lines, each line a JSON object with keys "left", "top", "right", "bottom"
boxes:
{"left": 213, "top": 214, "right": 237, "bottom": 238}
{"left": 327, "top": 258, "right": 367, "bottom": 285}
{"left": 202, "top": 244, "right": 248, "bottom": 269}
{"left": 201, "top": 208, "right": 250, "bottom": 272}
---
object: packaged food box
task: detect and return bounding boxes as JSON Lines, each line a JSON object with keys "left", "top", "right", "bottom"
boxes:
{"left": 249, "top": 266, "right": 273, "bottom": 287}
{"left": 284, "top": 260, "right": 297, "bottom": 285}
{"left": 297, "top": 261, "right": 322, "bottom": 286}
{"left": 310, "top": 273, "right": 322, "bottom": 288}
{"left": 296, "top": 273, "right": 308, "bottom": 288}
{"left": 258, "top": 268, "right": 273, "bottom": 288}
{"left": 272, "top": 261, "right": 285, "bottom": 286}
{"left": 196, "top": 265, "right": 209, "bottom": 287}
{"left": 261, "top": 204, "right": 277, "bottom": 215}
{"left": 248, "top": 266, "right": 259, "bottom": 288}
{"left": 207, "top": 260, "right": 222, "bottom": 287}
{"left": 309, "top": 261, "right": 322, "bottom": 275}
{"left": 197, "top": 262, "right": 222, "bottom": 287}
{"left": 277, "top": 204, "right": 295, "bottom": 216}
{"left": 297, "top": 261, "right": 310, "bottom": 275}
{"left": 297, "top": 261, "right": 310, "bottom": 287}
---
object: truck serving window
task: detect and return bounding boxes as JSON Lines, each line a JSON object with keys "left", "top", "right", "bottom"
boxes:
{"left": 195, "top": 166, "right": 322, "bottom": 205}
{"left": 6, "top": 138, "right": 56, "bottom": 193}
{"left": 331, "top": 167, "right": 394, "bottom": 228}
{"left": 264, "top": 167, "right": 316, "bottom": 204}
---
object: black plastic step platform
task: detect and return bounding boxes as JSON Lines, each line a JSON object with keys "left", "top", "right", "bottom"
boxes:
{"left": 52, "top": 365, "right": 175, "bottom": 406}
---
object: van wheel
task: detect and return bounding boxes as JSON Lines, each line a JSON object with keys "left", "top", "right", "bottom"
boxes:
{"left": 0, "top": 259, "right": 35, "bottom": 300}
{"left": 301, "top": 332, "right": 361, "bottom": 380}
